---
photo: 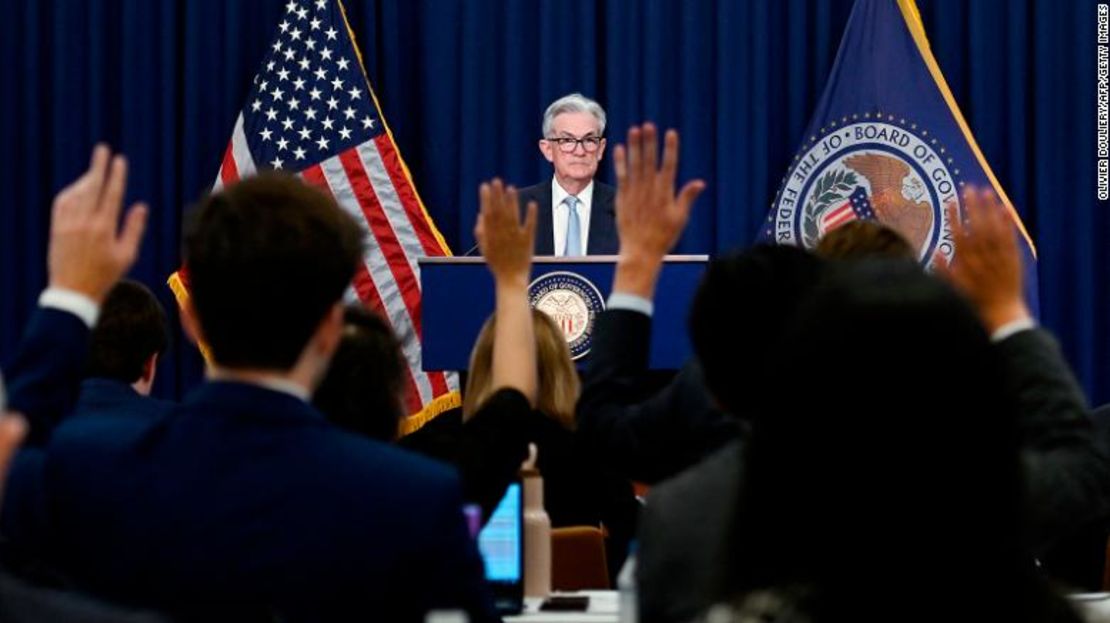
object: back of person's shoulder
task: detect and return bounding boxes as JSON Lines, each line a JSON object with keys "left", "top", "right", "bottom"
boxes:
{"left": 312, "top": 426, "right": 460, "bottom": 492}
{"left": 648, "top": 440, "right": 744, "bottom": 513}
{"left": 52, "top": 405, "right": 168, "bottom": 451}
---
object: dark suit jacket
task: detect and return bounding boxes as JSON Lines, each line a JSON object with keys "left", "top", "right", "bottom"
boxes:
{"left": 1000, "top": 330, "right": 1110, "bottom": 590}
{"left": 576, "top": 308, "right": 741, "bottom": 484}
{"left": 1, "top": 308, "right": 180, "bottom": 622}
{"left": 996, "top": 329, "right": 1110, "bottom": 553}
{"left": 4, "top": 381, "right": 499, "bottom": 622}
{"left": 3, "top": 308, "right": 92, "bottom": 444}
{"left": 517, "top": 181, "right": 618, "bottom": 255}
{"left": 0, "top": 570, "right": 171, "bottom": 623}
{"left": 637, "top": 441, "right": 742, "bottom": 623}
{"left": 74, "top": 378, "right": 175, "bottom": 421}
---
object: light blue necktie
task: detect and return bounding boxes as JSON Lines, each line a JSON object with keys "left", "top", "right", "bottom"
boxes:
{"left": 564, "top": 195, "right": 581, "bottom": 256}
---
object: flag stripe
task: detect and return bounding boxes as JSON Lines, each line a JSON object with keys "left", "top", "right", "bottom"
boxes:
{"left": 337, "top": 149, "right": 425, "bottom": 337}
{"left": 353, "top": 144, "right": 452, "bottom": 393}
{"left": 219, "top": 142, "right": 239, "bottom": 188}
{"left": 823, "top": 207, "right": 855, "bottom": 230}
{"left": 229, "top": 114, "right": 258, "bottom": 176}
{"left": 351, "top": 263, "right": 424, "bottom": 416}
{"left": 373, "top": 134, "right": 448, "bottom": 256}
{"left": 355, "top": 142, "right": 436, "bottom": 289}
{"left": 339, "top": 148, "right": 451, "bottom": 397}
{"left": 312, "top": 156, "right": 437, "bottom": 406}
{"left": 302, "top": 165, "right": 426, "bottom": 414}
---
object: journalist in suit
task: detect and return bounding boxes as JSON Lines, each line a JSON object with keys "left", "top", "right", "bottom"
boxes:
{"left": 2, "top": 169, "right": 499, "bottom": 622}
{"left": 517, "top": 93, "right": 618, "bottom": 256}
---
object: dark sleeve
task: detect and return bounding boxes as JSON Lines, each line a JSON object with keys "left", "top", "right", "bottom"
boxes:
{"left": 0, "top": 449, "right": 48, "bottom": 552}
{"left": 400, "top": 389, "right": 531, "bottom": 522}
{"left": 3, "top": 307, "right": 91, "bottom": 446}
{"left": 576, "top": 309, "right": 740, "bottom": 484}
{"left": 995, "top": 328, "right": 1110, "bottom": 553}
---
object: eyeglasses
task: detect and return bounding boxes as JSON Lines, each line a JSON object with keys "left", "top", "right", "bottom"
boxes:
{"left": 546, "top": 136, "right": 603, "bottom": 153}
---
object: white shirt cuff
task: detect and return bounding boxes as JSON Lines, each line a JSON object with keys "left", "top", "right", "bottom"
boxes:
{"left": 607, "top": 292, "right": 654, "bottom": 317}
{"left": 990, "top": 317, "right": 1037, "bottom": 343}
{"left": 38, "top": 287, "right": 100, "bottom": 328}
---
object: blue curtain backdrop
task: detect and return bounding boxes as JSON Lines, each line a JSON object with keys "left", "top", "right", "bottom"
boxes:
{"left": 1, "top": 0, "right": 1107, "bottom": 404}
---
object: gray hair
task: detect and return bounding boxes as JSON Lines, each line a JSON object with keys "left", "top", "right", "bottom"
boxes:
{"left": 542, "top": 93, "right": 607, "bottom": 137}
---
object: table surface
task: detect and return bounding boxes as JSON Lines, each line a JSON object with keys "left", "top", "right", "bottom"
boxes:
{"left": 503, "top": 591, "right": 1110, "bottom": 623}
{"left": 504, "top": 590, "right": 620, "bottom": 623}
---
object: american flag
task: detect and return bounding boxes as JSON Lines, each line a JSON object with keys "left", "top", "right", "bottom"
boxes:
{"left": 170, "top": 0, "right": 460, "bottom": 429}
{"left": 819, "top": 187, "right": 874, "bottom": 235}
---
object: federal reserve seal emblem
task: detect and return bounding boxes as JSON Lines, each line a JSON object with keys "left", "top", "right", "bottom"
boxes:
{"left": 769, "top": 115, "right": 963, "bottom": 266}
{"left": 528, "top": 271, "right": 605, "bottom": 360}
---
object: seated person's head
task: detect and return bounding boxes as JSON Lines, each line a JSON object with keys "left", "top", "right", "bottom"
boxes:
{"left": 688, "top": 245, "right": 825, "bottom": 418}
{"left": 85, "top": 279, "right": 169, "bottom": 395}
{"left": 463, "top": 309, "right": 579, "bottom": 428}
{"left": 728, "top": 261, "right": 1029, "bottom": 616}
{"left": 814, "top": 220, "right": 917, "bottom": 262}
{"left": 183, "top": 174, "right": 363, "bottom": 380}
{"left": 313, "top": 305, "right": 407, "bottom": 441}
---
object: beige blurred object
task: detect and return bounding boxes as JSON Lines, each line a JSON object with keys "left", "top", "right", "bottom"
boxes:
{"left": 552, "top": 526, "right": 610, "bottom": 591}
{"left": 843, "top": 153, "right": 932, "bottom": 252}
{"left": 522, "top": 444, "right": 551, "bottom": 598}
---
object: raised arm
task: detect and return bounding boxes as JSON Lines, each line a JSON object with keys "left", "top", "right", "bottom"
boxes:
{"left": 577, "top": 124, "right": 731, "bottom": 482}
{"left": 474, "top": 178, "right": 538, "bottom": 405}
{"left": 611, "top": 123, "right": 705, "bottom": 298}
{"left": 5, "top": 145, "right": 147, "bottom": 442}
{"left": 938, "top": 187, "right": 1110, "bottom": 553}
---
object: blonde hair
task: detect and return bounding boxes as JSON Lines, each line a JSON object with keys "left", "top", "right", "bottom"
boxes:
{"left": 463, "top": 309, "right": 581, "bottom": 429}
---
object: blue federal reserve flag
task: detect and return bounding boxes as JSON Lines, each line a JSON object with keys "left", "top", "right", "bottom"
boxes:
{"left": 761, "top": 0, "right": 1039, "bottom": 315}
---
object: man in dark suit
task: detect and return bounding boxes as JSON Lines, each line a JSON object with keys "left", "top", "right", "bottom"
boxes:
{"left": 0, "top": 144, "right": 178, "bottom": 622}
{"left": 3, "top": 172, "right": 515, "bottom": 621}
{"left": 517, "top": 93, "right": 618, "bottom": 256}
{"left": 75, "top": 279, "right": 174, "bottom": 421}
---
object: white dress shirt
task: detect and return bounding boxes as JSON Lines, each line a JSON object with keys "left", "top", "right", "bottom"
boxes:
{"left": 39, "top": 287, "right": 100, "bottom": 328}
{"left": 551, "top": 177, "right": 593, "bottom": 256}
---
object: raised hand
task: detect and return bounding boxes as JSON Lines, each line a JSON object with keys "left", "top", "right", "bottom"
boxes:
{"left": 474, "top": 179, "right": 538, "bottom": 404}
{"left": 48, "top": 144, "right": 149, "bottom": 303}
{"left": 934, "top": 187, "right": 1030, "bottom": 333}
{"left": 475, "top": 179, "right": 537, "bottom": 287}
{"left": 611, "top": 123, "right": 705, "bottom": 298}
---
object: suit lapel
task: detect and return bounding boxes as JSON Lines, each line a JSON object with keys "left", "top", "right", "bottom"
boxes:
{"left": 587, "top": 182, "right": 618, "bottom": 255}
{"left": 531, "top": 183, "right": 555, "bottom": 255}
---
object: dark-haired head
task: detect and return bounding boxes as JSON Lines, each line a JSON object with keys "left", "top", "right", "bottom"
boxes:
{"left": 183, "top": 174, "right": 363, "bottom": 371}
{"left": 689, "top": 245, "right": 825, "bottom": 418}
{"left": 727, "top": 261, "right": 1052, "bottom": 620}
{"left": 313, "top": 305, "right": 407, "bottom": 441}
{"left": 85, "top": 279, "right": 169, "bottom": 394}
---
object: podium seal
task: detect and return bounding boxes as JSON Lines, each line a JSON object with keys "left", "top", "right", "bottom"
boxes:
{"left": 528, "top": 271, "right": 605, "bottom": 360}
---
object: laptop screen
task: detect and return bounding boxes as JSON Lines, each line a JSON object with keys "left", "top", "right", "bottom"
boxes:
{"left": 476, "top": 482, "right": 524, "bottom": 614}
{"left": 478, "top": 482, "right": 522, "bottom": 582}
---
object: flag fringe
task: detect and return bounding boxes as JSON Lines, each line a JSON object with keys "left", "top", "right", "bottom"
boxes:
{"left": 167, "top": 271, "right": 214, "bottom": 364}
{"left": 399, "top": 390, "right": 462, "bottom": 436}
{"left": 895, "top": 0, "right": 1036, "bottom": 257}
